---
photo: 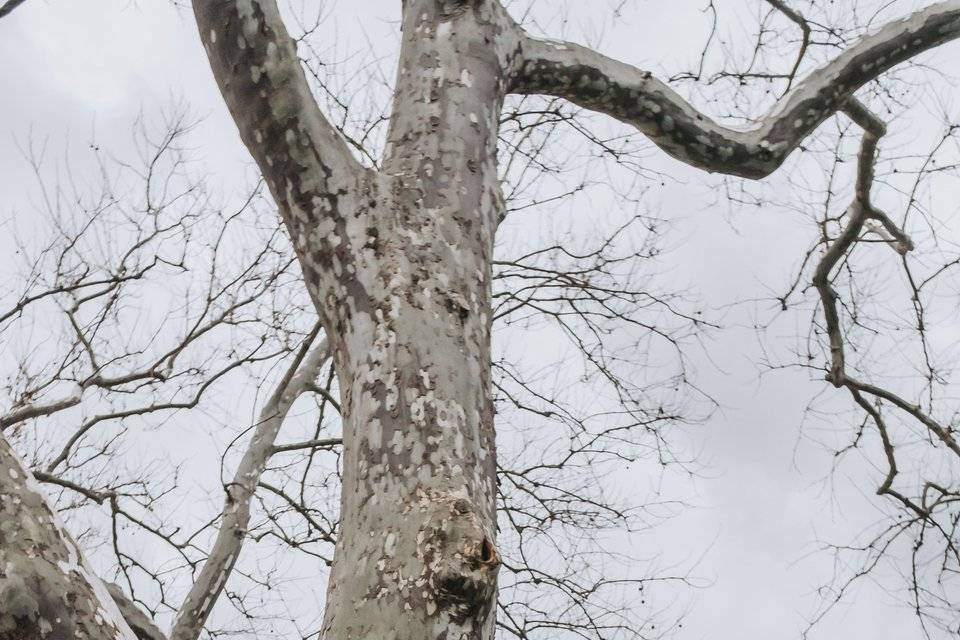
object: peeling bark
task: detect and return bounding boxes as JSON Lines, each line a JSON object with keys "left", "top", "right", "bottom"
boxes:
{"left": 7, "top": 0, "right": 960, "bottom": 636}
{"left": 0, "top": 435, "right": 137, "bottom": 640}
{"left": 314, "top": 3, "right": 524, "bottom": 635}
{"left": 192, "top": 0, "right": 371, "bottom": 329}
{"left": 191, "top": 1, "right": 520, "bottom": 638}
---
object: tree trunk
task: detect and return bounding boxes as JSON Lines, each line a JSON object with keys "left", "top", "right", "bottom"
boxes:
{"left": 321, "top": 192, "right": 501, "bottom": 637}
{"left": 319, "top": 4, "right": 517, "bottom": 638}
{"left": 9, "top": 0, "right": 960, "bottom": 636}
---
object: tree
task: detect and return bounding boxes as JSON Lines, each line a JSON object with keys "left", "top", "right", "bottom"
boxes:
{"left": 2, "top": 1, "right": 960, "bottom": 639}
{"left": 0, "top": 38, "right": 693, "bottom": 640}
{"left": 0, "top": 110, "right": 316, "bottom": 640}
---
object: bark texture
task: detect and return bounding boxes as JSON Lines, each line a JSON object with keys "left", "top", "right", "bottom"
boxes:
{"left": 315, "top": 4, "right": 520, "bottom": 637}
{"left": 0, "top": 436, "right": 137, "bottom": 640}
{"left": 510, "top": 0, "right": 960, "bottom": 178}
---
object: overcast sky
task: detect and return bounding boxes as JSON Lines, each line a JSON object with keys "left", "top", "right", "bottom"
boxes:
{"left": 2, "top": 1, "right": 959, "bottom": 639}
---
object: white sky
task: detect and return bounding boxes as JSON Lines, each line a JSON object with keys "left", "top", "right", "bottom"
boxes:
{"left": 1, "top": 1, "right": 959, "bottom": 639}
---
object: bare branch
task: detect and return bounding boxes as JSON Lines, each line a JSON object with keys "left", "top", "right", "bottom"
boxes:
{"left": 270, "top": 436, "right": 342, "bottom": 455}
{"left": 764, "top": 0, "right": 811, "bottom": 91}
{"left": 0, "top": 0, "right": 27, "bottom": 19}
{"left": 105, "top": 583, "right": 167, "bottom": 640}
{"left": 190, "top": 0, "right": 369, "bottom": 310}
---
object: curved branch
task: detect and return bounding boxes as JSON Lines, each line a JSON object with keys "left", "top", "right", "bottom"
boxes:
{"left": 510, "top": 1, "right": 960, "bottom": 178}
{"left": 0, "top": 0, "right": 27, "bottom": 19}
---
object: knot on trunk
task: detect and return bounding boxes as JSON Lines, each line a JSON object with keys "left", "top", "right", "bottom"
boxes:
{"left": 420, "top": 496, "right": 499, "bottom": 622}
{"left": 437, "top": 0, "right": 479, "bottom": 20}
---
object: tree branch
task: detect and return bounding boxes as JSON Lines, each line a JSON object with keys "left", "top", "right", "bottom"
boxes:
{"left": 807, "top": 97, "right": 960, "bottom": 477}
{"left": 5, "top": 465, "right": 166, "bottom": 639}
{"left": 510, "top": 1, "right": 960, "bottom": 178}
{"left": 105, "top": 583, "right": 167, "bottom": 640}
{"left": 168, "top": 326, "right": 329, "bottom": 640}
{"left": 270, "top": 436, "right": 342, "bottom": 454}
{"left": 764, "top": 0, "right": 811, "bottom": 92}
{"left": 191, "top": 0, "right": 367, "bottom": 270}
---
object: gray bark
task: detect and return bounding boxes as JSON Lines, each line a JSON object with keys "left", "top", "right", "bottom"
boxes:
{"left": 510, "top": 0, "right": 960, "bottom": 178}
{"left": 316, "top": 3, "right": 520, "bottom": 637}
{"left": 191, "top": 1, "right": 520, "bottom": 637}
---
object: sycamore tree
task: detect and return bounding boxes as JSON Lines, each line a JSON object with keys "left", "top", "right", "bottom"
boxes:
{"left": 2, "top": 1, "right": 960, "bottom": 640}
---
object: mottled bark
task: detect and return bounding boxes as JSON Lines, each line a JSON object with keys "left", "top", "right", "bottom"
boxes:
{"left": 4, "top": 0, "right": 959, "bottom": 635}
{"left": 169, "top": 331, "right": 329, "bottom": 640}
{"left": 510, "top": 0, "right": 960, "bottom": 178}
{"left": 0, "top": 435, "right": 137, "bottom": 640}
{"left": 316, "top": 3, "right": 521, "bottom": 638}
{"left": 191, "top": 0, "right": 368, "bottom": 328}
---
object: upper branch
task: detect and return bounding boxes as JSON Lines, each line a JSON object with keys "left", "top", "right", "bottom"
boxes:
{"left": 192, "top": 1, "right": 364, "bottom": 230}
{"left": 509, "top": 1, "right": 960, "bottom": 178}
{"left": 0, "top": 0, "right": 27, "bottom": 19}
